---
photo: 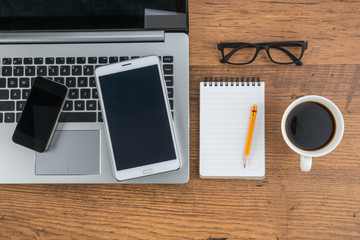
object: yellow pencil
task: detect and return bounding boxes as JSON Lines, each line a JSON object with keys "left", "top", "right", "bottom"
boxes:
{"left": 244, "top": 104, "right": 258, "bottom": 168}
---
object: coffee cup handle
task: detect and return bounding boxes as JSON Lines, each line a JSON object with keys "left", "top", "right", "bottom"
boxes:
{"left": 300, "top": 155, "right": 312, "bottom": 172}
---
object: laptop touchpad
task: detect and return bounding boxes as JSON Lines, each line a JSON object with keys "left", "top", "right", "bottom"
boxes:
{"left": 35, "top": 130, "right": 100, "bottom": 175}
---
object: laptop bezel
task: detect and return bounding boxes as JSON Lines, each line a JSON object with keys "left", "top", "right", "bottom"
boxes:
{"left": 0, "top": 0, "right": 189, "bottom": 33}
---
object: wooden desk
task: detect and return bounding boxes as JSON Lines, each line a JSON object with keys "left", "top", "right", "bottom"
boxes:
{"left": 1, "top": 1, "right": 359, "bottom": 239}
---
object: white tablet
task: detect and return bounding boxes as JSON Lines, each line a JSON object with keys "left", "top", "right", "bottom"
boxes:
{"left": 95, "top": 56, "right": 181, "bottom": 181}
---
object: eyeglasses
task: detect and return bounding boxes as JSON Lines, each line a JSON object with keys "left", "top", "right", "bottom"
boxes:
{"left": 218, "top": 41, "right": 308, "bottom": 66}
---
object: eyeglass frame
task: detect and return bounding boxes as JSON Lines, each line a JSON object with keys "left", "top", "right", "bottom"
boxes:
{"left": 218, "top": 41, "right": 308, "bottom": 66}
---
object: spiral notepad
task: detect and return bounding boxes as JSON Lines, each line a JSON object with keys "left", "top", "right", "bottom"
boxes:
{"left": 199, "top": 77, "right": 265, "bottom": 179}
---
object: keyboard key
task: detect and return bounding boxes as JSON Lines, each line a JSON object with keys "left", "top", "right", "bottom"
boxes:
{"left": 19, "top": 78, "right": 30, "bottom": 88}
{"left": 131, "top": 56, "right": 140, "bottom": 59}
{"left": 88, "top": 57, "right": 97, "bottom": 64}
{"left": 163, "top": 64, "right": 173, "bottom": 74}
{"left": 0, "top": 101, "right": 15, "bottom": 111}
{"left": 92, "top": 88, "right": 98, "bottom": 99}
{"left": 86, "top": 100, "right": 97, "bottom": 110}
{"left": 24, "top": 58, "right": 33, "bottom": 65}
{"left": 66, "top": 57, "right": 75, "bottom": 64}
{"left": 99, "top": 57, "right": 108, "bottom": 64}
{"left": 68, "top": 89, "right": 79, "bottom": 99}
{"left": 54, "top": 77, "right": 65, "bottom": 85}
{"left": 83, "top": 65, "right": 94, "bottom": 76}
{"left": 63, "top": 100, "right": 73, "bottom": 111}
{"left": 45, "top": 57, "right": 55, "bottom": 64}
{"left": 164, "top": 76, "right": 173, "bottom": 86}
{"left": 2, "top": 66, "right": 12, "bottom": 76}
{"left": 120, "top": 56, "right": 129, "bottom": 61}
{"left": 98, "top": 101, "right": 101, "bottom": 110}
{"left": 2, "top": 58, "right": 11, "bottom": 65}
{"left": 75, "top": 100, "right": 85, "bottom": 110}
{"left": 56, "top": 57, "right": 65, "bottom": 64}
{"left": 89, "top": 77, "right": 96, "bottom": 87}
{"left": 80, "top": 89, "right": 90, "bottom": 99}
{"left": 163, "top": 56, "right": 173, "bottom": 63}
{"left": 10, "top": 90, "right": 21, "bottom": 99}
{"left": 25, "top": 66, "right": 36, "bottom": 76}
{"left": 65, "top": 77, "right": 76, "bottom": 87}
{"left": 34, "top": 57, "right": 43, "bottom": 64}
{"left": 77, "top": 77, "right": 88, "bottom": 87}
{"left": 22, "top": 89, "right": 30, "bottom": 99}
{"left": 0, "top": 78, "right": 5, "bottom": 88}
{"left": 49, "top": 66, "right": 59, "bottom": 76}
{"left": 0, "top": 90, "right": 9, "bottom": 99}
{"left": 37, "top": 66, "right": 47, "bottom": 76}
{"left": 13, "top": 66, "right": 24, "bottom": 76}
{"left": 98, "top": 112, "right": 103, "bottom": 122}
{"left": 5, "top": 113, "right": 14, "bottom": 123}
{"left": 167, "top": 88, "right": 173, "bottom": 98}
{"left": 8, "top": 78, "right": 18, "bottom": 88}
{"left": 16, "top": 101, "right": 26, "bottom": 111}
{"left": 59, "top": 112, "right": 96, "bottom": 122}
{"left": 77, "top": 57, "right": 86, "bottom": 64}
{"left": 13, "top": 58, "right": 22, "bottom": 65}
{"left": 169, "top": 99, "right": 174, "bottom": 110}
{"left": 16, "top": 113, "right": 21, "bottom": 122}
{"left": 0, "top": 113, "right": 2, "bottom": 123}
{"left": 72, "top": 65, "right": 82, "bottom": 76}
{"left": 109, "top": 57, "right": 119, "bottom": 63}
{"left": 60, "top": 66, "right": 70, "bottom": 76}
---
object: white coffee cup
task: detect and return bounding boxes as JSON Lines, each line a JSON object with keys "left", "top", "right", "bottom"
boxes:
{"left": 281, "top": 95, "right": 344, "bottom": 172}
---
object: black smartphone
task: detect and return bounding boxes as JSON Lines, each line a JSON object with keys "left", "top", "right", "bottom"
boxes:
{"left": 12, "top": 77, "right": 68, "bottom": 152}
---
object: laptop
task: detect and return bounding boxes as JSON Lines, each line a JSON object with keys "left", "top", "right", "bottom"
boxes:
{"left": 0, "top": 0, "right": 189, "bottom": 183}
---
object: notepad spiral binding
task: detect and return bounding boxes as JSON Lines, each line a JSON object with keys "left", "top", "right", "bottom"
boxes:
{"left": 203, "top": 76, "right": 261, "bottom": 86}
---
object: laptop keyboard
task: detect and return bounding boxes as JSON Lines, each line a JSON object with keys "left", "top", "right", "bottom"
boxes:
{"left": 0, "top": 55, "right": 174, "bottom": 123}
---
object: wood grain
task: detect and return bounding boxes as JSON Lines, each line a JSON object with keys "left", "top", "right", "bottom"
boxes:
{"left": 1, "top": 0, "right": 360, "bottom": 239}
{"left": 189, "top": 0, "right": 360, "bottom": 66}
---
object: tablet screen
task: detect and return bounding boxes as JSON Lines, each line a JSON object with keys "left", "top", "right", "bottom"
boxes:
{"left": 99, "top": 65, "right": 176, "bottom": 170}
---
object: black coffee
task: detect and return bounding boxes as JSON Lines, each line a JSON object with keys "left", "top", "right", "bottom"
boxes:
{"left": 285, "top": 102, "right": 335, "bottom": 150}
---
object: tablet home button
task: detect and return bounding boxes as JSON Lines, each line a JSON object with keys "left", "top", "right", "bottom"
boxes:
{"left": 143, "top": 169, "right": 153, "bottom": 174}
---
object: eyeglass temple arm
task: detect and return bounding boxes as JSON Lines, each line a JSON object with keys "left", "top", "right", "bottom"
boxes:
{"left": 271, "top": 46, "right": 303, "bottom": 66}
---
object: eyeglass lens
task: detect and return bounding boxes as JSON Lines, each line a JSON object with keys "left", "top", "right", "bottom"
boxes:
{"left": 268, "top": 45, "right": 302, "bottom": 64}
{"left": 223, "top": 46, "right": 257, "bottom": 64}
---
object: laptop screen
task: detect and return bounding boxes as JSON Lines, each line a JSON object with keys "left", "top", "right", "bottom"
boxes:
{"left": 0, "top": 0, "right": 187, "bottom": 31}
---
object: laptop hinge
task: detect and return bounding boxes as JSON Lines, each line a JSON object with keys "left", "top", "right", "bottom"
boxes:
{"left": 0, "top": 31, "right": 165, "bottom": 44}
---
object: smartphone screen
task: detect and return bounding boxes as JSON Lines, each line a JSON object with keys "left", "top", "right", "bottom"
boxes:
{"left": 98, "top": 64, "right": 176, "bottom": 171}
{"left": 12, "top": 77, "right": 68, "bottom": 152}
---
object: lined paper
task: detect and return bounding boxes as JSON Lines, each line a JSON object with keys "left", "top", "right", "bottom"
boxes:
{"left": 199, "top": 82, "right": 265, "bottom": 179}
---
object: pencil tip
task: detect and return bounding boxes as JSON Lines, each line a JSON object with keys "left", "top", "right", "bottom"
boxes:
{"left": 244, "top": 155, "right": 249, "bottom": 168}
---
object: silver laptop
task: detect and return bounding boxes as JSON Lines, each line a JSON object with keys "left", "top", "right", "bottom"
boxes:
{"left": 0, "top": 1, "right": 189, "bottom": 183}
